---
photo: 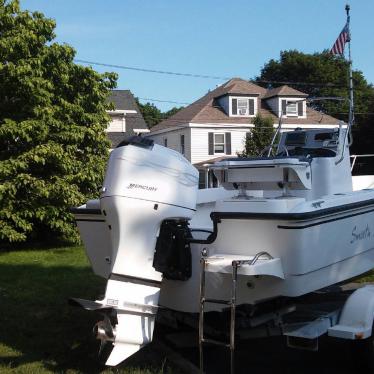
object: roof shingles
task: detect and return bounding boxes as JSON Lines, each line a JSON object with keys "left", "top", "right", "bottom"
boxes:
{"left": 150, "top": 79, "right": 338, "bottom": 132}
{"left": 106, "top": 90, "right": 148, "bottom": 147}
{"left": 262, "top": 85, "right": 308, "bottom": 99}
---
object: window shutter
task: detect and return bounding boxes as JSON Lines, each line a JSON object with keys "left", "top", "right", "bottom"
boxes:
{"left": 248, "top": 99, "right": 255, "bottom": 115}
{"left": 180, "top": 134, "right": 185, "bottom": 154}
{"left": 298, "top": 101, "right": 303, "bottom": 116}
{"left": 232, "top": 98, "right": 237, "bottom": 115}
{"left": 281, "top": 100, "right": 287, "bottom": 115}
{"left": 208, "top": 132, "right": 214, "bottom": 155}
{"left": 225, "top": 132, "right": 231, "bottom": 154}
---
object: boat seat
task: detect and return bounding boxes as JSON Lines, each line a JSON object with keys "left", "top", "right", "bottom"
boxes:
{"left": 278, "top": 147, "right": 336, "bottom": 158}
{"left": 225, "top": 148, "right": 336, "bottom": 164}
{"left": 225, "top": 155, "right": 311, "bottom": 163}
{"left": 204, "top": 254, "right": 284, "bottom": 279}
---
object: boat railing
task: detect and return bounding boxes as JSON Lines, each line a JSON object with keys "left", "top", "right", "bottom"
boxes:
{"left": 350, "top": 154, "right": 374, "bottom": 172}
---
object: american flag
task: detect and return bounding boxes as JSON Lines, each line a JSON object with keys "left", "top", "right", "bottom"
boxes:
{"left": 330, "top": 22, "right": 350, "bottom": 55}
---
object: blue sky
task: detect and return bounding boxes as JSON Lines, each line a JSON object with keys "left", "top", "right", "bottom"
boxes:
{"left": 23, "top": 0, "right": 374, "bottom": 111}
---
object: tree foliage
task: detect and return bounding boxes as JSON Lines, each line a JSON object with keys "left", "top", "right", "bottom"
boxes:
{"left": 0, "top": 0, "right": 117, "bottom": 243}
{"left": 136, "top": 99, "right": 183, "bottom": 127}
{"left": 256, "top": 50, "right": 374, "bottom": 154}
{"left": 238, "top": 114, "right": 275, "bottom": 157}
{"left": 163, "top": 106, "right": 183, "bottom": 119}
{"left": 135, "top": 100, "right": 162, "bottom": 127}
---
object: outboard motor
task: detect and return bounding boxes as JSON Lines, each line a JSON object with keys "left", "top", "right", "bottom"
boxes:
{"left": 72, "top": 137, "right": 198, "bottom": 366}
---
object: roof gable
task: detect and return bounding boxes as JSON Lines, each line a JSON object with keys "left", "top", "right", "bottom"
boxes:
{"left": 263, "top": 85, "right": 308, "bottom": 99}
{"left": 107, "top": 90, "right": 139, "bottom": 111}
{"left": 107, "top": 90, "right": 148, "bottom": 131}
{"left": 215, "top": 78, "right": 267, "bottom": 98}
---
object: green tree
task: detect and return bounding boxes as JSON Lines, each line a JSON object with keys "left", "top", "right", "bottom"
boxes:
{"left": 135, "top": 100, "right": 162, "bottom": 127}
{"left": 238, "top": 114, "right": 275, "bottom": 157}
{"left": 256, "top": 50, "right": 374, "bottom": 154}
{"left": 136, "top": 99, "right": 184, "bottom": 128}
{"left": 0, "top": 0, "right": 117, "bottom": 243}
{"left": 163, "top": 106, "right": 184, "bottom": 119}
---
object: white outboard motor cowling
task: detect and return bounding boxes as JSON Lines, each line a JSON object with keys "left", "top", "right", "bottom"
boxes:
{"left": 98, "top": 137, "right": 198, "bottom": 365}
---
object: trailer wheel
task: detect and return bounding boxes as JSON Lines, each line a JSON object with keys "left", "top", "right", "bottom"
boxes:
{"left": 350, "top": 329, "right": 374, "bottom": 372}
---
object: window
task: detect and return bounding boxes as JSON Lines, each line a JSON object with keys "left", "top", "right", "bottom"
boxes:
{"left": 231, "top": 97, "right": 255, "bottom": 116}
{"left": 163, "top": 137, "right": 168, "bottom": 147}
{"left": 282, "top": 100, "right": 304, "bottom": 117}
{"left": 208, "top": 132, "right": 231, "bottom": 155}
{"left": 237, "top": 99, "right": 248, "bottom": 115}
{"left": 180, "top": 134, "right": 185, "bottom": 155}
{"left": 286, "top": 101, "right": 297, "bottom": 116}
{"left": 214, "top": 133, "right": 225, "bottom": 153}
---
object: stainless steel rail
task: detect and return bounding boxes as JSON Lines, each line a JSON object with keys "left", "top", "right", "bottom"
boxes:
{"left": 350, "top": 154, "right": 374, "bottom": 172}
{"left": 198, "top": 250, "right": 273, "bottom": 374}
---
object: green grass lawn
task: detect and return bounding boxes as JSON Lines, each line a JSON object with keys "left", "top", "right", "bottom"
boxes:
{"left": 0, "top": 246, "right": 174, "bottom": 374}
{"left": 1, "top": 245, "right": 373, "bottom": 373}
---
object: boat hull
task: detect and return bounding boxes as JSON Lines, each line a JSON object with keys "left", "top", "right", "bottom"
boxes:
{"left": 160, "top": 201, "right": 374, "bottom": 312}
{"left": 73, "top": 194, "right": 374, "bottom": 313}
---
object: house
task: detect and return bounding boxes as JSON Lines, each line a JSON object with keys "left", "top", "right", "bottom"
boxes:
{"left": 106, "top": 90, "right": 149, "bottom": 149}
{"left": 145, "top": 78, "right": 340, "bottom": 188}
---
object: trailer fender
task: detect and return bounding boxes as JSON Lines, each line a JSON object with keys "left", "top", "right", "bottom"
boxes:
{"left": 328, "top": 285, "right": 374, "bottom": 340}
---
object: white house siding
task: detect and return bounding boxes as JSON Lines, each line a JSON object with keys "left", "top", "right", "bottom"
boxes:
{"left": 230, "top": 130, "right": 249, "bottom": 156}
{"left": 190, "top": 126, "right": 249, "bottom": 165}
{"left": 106, "top": 115, "right": 125, "bottom": 132}
{"left": 148, "top": 127, "right": 191, "bottom": 161}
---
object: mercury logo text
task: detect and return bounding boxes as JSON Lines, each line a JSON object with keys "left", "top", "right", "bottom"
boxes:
{"left": 127, "top": 183, "right": 158, "bottom": 192}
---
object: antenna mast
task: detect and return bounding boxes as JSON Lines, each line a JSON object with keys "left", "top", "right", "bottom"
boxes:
{"left": 346, "top": 4, "right": 354, "bottom": 131}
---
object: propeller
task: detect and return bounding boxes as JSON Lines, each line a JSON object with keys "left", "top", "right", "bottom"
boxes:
{"left": 93, "top": 314, "right": 116, "bottom": 356}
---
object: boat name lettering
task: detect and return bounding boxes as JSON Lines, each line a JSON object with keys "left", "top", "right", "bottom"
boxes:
{"left": 127, "top": 183, "right": 158, "bottom": 192}
{"left": 350, "top": 224, "right": 371, "bottom": 244}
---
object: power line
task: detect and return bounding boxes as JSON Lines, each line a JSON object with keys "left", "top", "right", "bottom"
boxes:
{"left": 256, "top": 79, "right": 346, "bottom": 88}
{"left": 138, "top": 97, "right": 189, "bottom": 105}
{"left": 75, "top": 59, "right": 231, "bottom": 80}
{"left": 75, "top": 58, "right": 355, "bottom": 89}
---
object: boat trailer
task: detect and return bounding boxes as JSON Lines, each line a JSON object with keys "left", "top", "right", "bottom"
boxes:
{"left": 193, "top": 249, "right": 374, "bottom": 373}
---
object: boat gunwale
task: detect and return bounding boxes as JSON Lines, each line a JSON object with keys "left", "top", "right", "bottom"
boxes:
{"left": 211, "top": 197, "right": 374, "bottom": 222}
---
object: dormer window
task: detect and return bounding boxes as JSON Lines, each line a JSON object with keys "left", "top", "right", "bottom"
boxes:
{"left": 286, "top": 101, "right": 297, "bottom": 115}
{"left": 231, "top": 97, "right": 255, "bottom": 117}
{"left": 237, "top": 99, "right": 249, "bottom": 115}
{"left": 281, "top": 99, "right": 304, "bottom": 117}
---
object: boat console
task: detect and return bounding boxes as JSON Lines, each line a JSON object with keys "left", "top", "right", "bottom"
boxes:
{"left": 278, "top": 128, "right": 339, "bottom": 157}
{"left": 211, "top": 128, "right": 352, "bottom": 201}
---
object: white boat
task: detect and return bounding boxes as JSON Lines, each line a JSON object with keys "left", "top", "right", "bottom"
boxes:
{"left": 161, "top": 126, "right": 374, "bottom": 311}
{"left": 71, "top": 123, "right": 374, "bottom": 367}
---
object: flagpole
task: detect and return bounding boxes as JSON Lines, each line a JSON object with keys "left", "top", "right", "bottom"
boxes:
{"left": 345, "top": 4, "right": 354, "bottom": 133}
